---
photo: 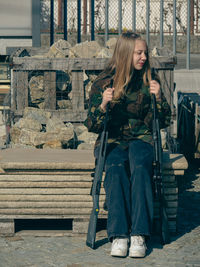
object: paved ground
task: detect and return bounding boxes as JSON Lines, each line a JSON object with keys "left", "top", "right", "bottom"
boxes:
{"left": 0, "top": 160, "right": 199, "bottom": 267}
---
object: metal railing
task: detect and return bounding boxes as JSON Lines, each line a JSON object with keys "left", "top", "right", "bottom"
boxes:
{"left": 40, "top": 0, "right": 199, "bottom": 69}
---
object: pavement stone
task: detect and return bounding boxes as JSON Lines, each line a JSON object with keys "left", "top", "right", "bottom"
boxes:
{"left": 0, "top": 161, "right": 199, "bottom": 267}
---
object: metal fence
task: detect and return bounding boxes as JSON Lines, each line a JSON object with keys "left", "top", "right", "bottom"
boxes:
{"left": 41, "top": 0, "right": 199, "bottom": 34}
{"left": 40, "top": 0, "right": 199, "bottom": 69}
{"left": 40, "top": 0, "right": 199, "bottom": 37}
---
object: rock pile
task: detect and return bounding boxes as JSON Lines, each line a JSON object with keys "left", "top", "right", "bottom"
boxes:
{"left": 5, "top": 38, "right": 167, "bottom": 150}
{"left": 7, "top": 39, "right": 118, "bottom": 149}
{"left": 10, "top": 107, "right": 97, "bottom": 150}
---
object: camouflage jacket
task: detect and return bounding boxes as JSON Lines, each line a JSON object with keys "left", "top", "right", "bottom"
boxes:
{"left": 84, "top": 75, "right": 171, "bottom": 149}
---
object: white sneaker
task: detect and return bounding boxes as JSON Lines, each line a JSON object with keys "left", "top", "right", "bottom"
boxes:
{"left": 129, "top": 235, "right": 147, "bottom": 258}
{"left": 111, "top": 238, "right": 129, "bottom": 257}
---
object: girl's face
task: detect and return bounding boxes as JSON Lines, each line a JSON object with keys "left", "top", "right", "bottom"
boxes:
{"left": 132, "top": 39, "right": 147, "bottom": 70}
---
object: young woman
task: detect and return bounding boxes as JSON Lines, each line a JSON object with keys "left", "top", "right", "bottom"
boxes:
{"left": 84, "top": 32, "right": 171, "bottom": 258}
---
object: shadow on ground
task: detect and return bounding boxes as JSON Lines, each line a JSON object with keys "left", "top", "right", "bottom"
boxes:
{"left": 146, "top": 159, "right": 200, "bottom": 253}
{"left": 176, "top": 159, "right": 200, "bottom": 236}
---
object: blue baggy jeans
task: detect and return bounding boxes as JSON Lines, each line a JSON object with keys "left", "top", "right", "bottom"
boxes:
{"left": 101, "top": 139, "right": 154, "bottom": 241}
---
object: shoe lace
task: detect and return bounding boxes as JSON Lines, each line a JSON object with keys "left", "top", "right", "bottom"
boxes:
{"left": 113, "top": 238, "right": 127, "bottom": 248}
{"left": 132, "top": 236, "right": 144, "bottom": 246}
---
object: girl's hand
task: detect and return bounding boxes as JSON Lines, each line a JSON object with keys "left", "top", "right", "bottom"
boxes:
{"left": 150, "top": 80, "right": 161, "bottom": 100}
{"left": 100, "top": 87, "right": 114, "bottom": 112}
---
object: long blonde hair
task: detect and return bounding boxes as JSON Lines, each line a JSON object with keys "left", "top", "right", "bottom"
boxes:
{"left": 97, "top": 32, "right": 151, "bottom": 100}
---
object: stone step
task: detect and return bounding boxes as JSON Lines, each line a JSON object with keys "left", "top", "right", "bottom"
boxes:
{"left": 0, "top": 173, "right": 177, "bottom": 182}
{"left": 0, "top": 187, "right": 177, "bottom": 195}
{"left": 0, "top": 148, "right": 188, "bottom": 236}
{"left": 0, "top": 201, "right": 178, "bottom": 209}
{"left": 0, "top": 148, "right": 187, "bottom": 173}
{"left": 0, "top": 194, "right": 178, "bottom": 202}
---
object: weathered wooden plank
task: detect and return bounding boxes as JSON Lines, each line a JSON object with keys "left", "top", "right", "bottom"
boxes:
{"left": 12, "top": 58, "right": 110, "bottom": 71}
{"left": 12, "top": 57, "right": 176, "bottom": 71}
{"left": 151, "top": 56, "right": 176, "bottom": 69}
{"left": 44, "top": 71, "right": 56, "bottom": 109}
{"left": 11, "top": 56, "right": 177, "bottom": 125}
{"left": 16, "top": 71, "right": 29, "bottom": 111}
{"left": 11, "top": 71, "right": 17, "bottom": 111}
{"left": 71, "top": 70, "right": 84, "bottom": 112}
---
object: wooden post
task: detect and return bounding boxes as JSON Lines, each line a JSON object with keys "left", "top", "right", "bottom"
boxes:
{"left": 71, "top": 70, "right": 84, "bottom": 112}
{"left": 11, "top": 71, "right": 17, "bottom": 112}
{"left": 44, "top": 71, "right": 56, "bottom": 110}
{"left": 16, "top": 72, "right": 29, "bottom": 112}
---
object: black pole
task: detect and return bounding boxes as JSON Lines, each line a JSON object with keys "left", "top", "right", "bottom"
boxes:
{"left": 50, "top": 0, "right": 54, "bottom": 45}
{"left": 64, "top": 0, "right": 68, "bottom": 40}
{"left": 77, "top": 0, "right": 81, "bottom": 43}
{"left": 91, "top": 0, "right": 95, "bottom": 40}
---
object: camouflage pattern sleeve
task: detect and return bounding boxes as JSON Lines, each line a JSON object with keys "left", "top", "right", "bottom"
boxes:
{"left": 84, "top": 83, "right": 107, "bottom": 134}
{"left": 144, "top": 90, "right": 171, "bottom": 130}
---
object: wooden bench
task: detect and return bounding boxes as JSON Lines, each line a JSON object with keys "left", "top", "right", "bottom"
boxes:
{"left": 0, "top": 148, "right": 187, "bottom": 236}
